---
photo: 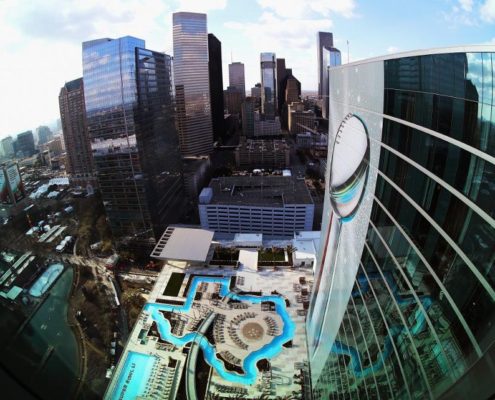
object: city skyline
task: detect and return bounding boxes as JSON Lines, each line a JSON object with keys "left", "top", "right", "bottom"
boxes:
{"left": 1, "top": 0, "right": 495, "bottom": 138}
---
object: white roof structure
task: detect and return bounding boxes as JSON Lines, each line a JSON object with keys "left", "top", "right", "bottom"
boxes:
{"left": 151, "top": 227, "right": 214, "bottom": 263}
{"left": 293, "top": 239, "right": 317, "bottom": 260}
{"left": 234, "top": 233, "right": 263, "bottom": 247}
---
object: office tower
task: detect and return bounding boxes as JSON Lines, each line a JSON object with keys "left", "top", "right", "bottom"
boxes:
{"left": 251, "top": 83, "right": 262, "bottom": 108}
{"left": 1, "top": 136, "right": 14, "bottom": 158}
{"left": 208, "top": 34, "right": 225, "bottom": 141}
{"left": 276, "top": 58, "right": 287, "bottom": 114}
{"left": 317, "top": 31, "right": 334, "bottom": 99}
{"left": 59, "top": 78, "right": 95, "bottom": 187}
{"left": 260, "top": 53, "right": 277, "bottom": 118}
{"left": 229, "top": 61, "right": 245, "bottom": 97}
{"left": 82, "top": 36, "right": 184, "bottom": 247}
{"left": 241, "top": 97, "right": 255, "bottom": 137}
{"left": 285, "top": 76, "right": 301, "bottom": 104}
{"left": 307, "top": 48, "right": 495, "bottom": 399}
{"left": 173, "top": 12, "right": 213, "bottom": 156}
{"left": 16, "top": 131, "right": 35, "bottom": 157}
{"left": 224, "top": 86, "right": 243, "bottom": 114}
{"left": 37, "top": 126, "right": 53, "bottom": 145}
{"left": 321, "top": 46, "right": 341, "bottom": 119}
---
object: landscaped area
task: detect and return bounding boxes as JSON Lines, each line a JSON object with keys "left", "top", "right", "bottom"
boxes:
{"left": 258, "top": 247, "right": 286, "bottom": 262}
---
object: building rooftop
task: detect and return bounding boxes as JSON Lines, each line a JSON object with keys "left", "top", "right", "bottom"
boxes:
{"left": 200, "top": 176, "right": 313, "bottom": 207}
{"left": 151, "top": 227, "right": 214, "bottom": 263}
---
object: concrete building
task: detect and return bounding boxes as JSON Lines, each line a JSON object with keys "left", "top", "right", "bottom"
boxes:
{"left": 229, "top": 62, "right": 245, "bottom": 97}
{"left": 254, "top": 112, "right": 281, "bottom": 137}
{"left": 234, "top": 138, "right": 290, "bottom": 169}
{"left": 224, "top": 86, "right": 243, "bottom": 115}
{"left": 241, "top": 97, "right": 255, "bottom": 137}
{"left": 288, "top": 104, "right": 316, "bottom": 135}
{"left": 296, "top": 132, "right": 328, "bottom": 149}
{"left": 199, "top": 175, "right": 314, "bottom": 238}
{"left": 59, "top": 77, "right": 96, "bottom": 188}
{"left": 308, "top": 47, "right": 495, "bottom": 400}
{"left": 173, "top": 12, "right": 213, "bottom": 156}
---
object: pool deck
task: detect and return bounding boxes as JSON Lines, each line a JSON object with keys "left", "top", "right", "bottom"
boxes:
{"left": 105, "top": 255, "right": 313, "bottom": 400}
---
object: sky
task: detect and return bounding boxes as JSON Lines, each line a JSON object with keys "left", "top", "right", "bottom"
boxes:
{"left": 0, "top": 0, "right": 494, "bottom": 140}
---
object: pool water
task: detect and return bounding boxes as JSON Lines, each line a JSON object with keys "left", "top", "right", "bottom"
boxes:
{"left": 143, "top": 276, "right": 295, "bottom": 385}
{"left": 29, "top": 263, "right": 64, "bottom": 297}
{"left": 110, "top": 351, "right": 157, "bottom": 400}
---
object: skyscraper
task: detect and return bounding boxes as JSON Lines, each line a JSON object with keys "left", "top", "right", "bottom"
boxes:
{"left": 37, "top": 126, "right": 53, "bottom": 145}
{"left": 16, "top": 131, "right": 35, "bottom": 157}
{"left": 228, "top": 61, "right": 245, "bottom": 97}
{"left": 1, "top": 136, "right": 14, "bottom": 158}
{"left": 59, "top": 78, "right": 95, "bottom": 187}
{"left": 173, "top": 12, "right": 213, "bottom": 156}
{"left": 82, "top": 36, "right": 184, "bottom": 248}
{"left": 321, "top": 46, "right": 341, "bottom": 119}
{"left": 208, "top": 34, "right": 225, "bottom": 141}
{"left": 276, "top": 58, "right": 287, "bottom": 115}
{"left": 317, "top": 31, "right": 334, "bottom": 99}
{"left": 260, "top": 52, "right": 277, "bottom": 118}
{"left": 308, "top": 48, "right": 495, "bottom": 399}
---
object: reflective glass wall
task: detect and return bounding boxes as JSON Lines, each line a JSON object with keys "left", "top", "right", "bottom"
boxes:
{"left": 309, "top": 50, "right": 495, "bottom": 399}
{"left": 261, "top": 52, "right": 277, "bottom": 118}
{"left": 172, "top": 12, "right": 213, "bottom": 157}
{"left": 83, "top": 37, "right": 183, "bottom": 248}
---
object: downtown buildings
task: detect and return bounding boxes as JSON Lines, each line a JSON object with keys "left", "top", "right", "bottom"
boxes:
{"left": 229, "top": 61, "right": 246, "bottom": 97}
{"left": 59, "top": 78, "right": 96, "bottom": 188}
{"left": 173, "top": 12, "right": 213, "bottom": 157}
{"left": 208, "top": 33, "right": 225, "bottom": 141}
{"left": 82, "top": 36, "right": 184, "bottom": 248}
{"left": 307, "top": 47, "right": 495, "bottom": 399}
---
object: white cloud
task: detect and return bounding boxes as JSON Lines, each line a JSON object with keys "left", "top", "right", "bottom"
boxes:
{"left": 177, "top": 0, "right": 227, "bottom": 13}
{"left": 459, "top": 0, "right": 473, "bottom": 12}
{"left": 480, "top": 0, "right": 495, "bottom": 21}
{"left": 386, "top": 46, "right": 399, "bottom": 53}
{"left": 257, "top": 0, "right": 356, "bottom": 18}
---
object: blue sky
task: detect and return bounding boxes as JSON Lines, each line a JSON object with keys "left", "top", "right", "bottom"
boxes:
{"left": 0, "top": 0, "right": 494, "bottom": 139}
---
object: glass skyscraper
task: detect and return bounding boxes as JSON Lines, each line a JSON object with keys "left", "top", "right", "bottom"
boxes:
{"left": 229, "top": 61, "right": 246, "bottom": 96}
{"left": 317, "top": 31, "right": 334, "bottom": 99}
{"left": 321, "top": 46, "right": 341, "bottom": 120}
{"left": 308, "top": 47, "right": 495, "bottom": 399}
{"left": 173, "top": 12, "right": 213, "bottom": 157}
{"left": 260, "top": 52, "right": 277, "bottom": 118}
{"left": 82, "top": 36, "right": 183, "bottom": 249}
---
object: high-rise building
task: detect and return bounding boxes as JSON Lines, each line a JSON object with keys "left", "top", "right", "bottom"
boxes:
{"left": 251, "top": 83, "right": 262, "bottom": 108}
{"left": 241, "top": 97, "right": 255, "bottom": 137}
{"left": 36, "top": 126, "right": 53, "bottom": 145}
{"left": 59, "top": 78, "right": 96, "bottom": 187}
{"left": 307, "top": 48, "right": 495, "bottom": 399}
{"left": 224, "top": 86, "right": 243, "bottom": 114}
{"left": 208, "top": 33, "right": 225, "bottom": 141}
{"left": 276, "top": 58, "right": 287, "bottom": 115}
{"left": 321, "top": 46, "right": 341, "bottom": 119}
{"left": 260, "top": 52, "right": 277, "bottom": 118}
{"left": 173, "top": 12, "right": 213, "bottom": 156}
{"left": 1, "top": 136, "right": 14, "bottom": 158}
{"left": 0, "top": 163, "right": 25, "bottom": 205}
{"left": 317, "top": 31, "right": 334, "bottom": 99}
{"left": 228, "top": 61, "right": 245, "bottom": 97}
{"left": 82, "top": 36, "right": 184, "bottom": 247}
{"left": 16, "top": 131, "right": 35, "bottom": 157}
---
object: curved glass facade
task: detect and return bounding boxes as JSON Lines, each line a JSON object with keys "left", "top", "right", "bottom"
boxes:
{"left": 309, "top": 49, "right": 495, "bottom": 399}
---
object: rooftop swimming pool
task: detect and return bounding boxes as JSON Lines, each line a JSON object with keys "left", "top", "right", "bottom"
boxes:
{"left": 29, "top": 263, "right": 64, "bottom": 297}
{"left": 109, "top": 351, "right": 157, "bottom": 400}
{"left": 142, "top": 276, "right": 295, "bottom": 385}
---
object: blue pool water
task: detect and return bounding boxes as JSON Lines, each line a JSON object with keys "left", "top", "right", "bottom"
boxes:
{"left": 143, "top": 276, "right": 295, "bottom": 385}
{"left": 29, "top": 263, "right": 64, "bottom": 297}
{"left": 110, "top": 351, "right": 156, "bottom": 400}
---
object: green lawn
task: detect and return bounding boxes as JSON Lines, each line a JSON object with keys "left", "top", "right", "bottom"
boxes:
{"left": 258, "top": 249, "right": 286, "bottom": 262}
